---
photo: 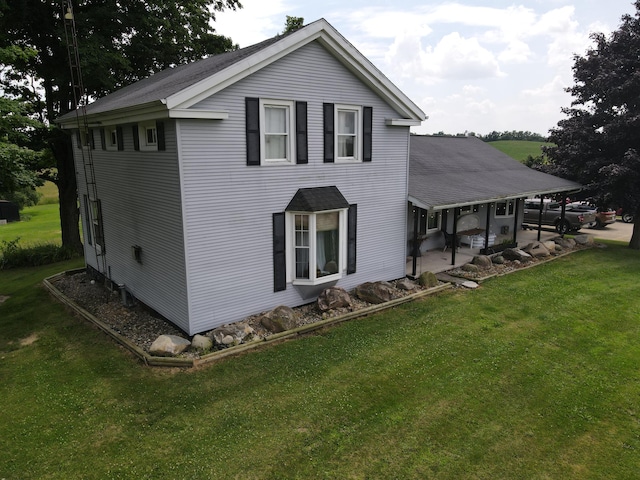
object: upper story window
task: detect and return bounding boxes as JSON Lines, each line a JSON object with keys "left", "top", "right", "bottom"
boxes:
{"left": 261, "top": 99, "right": 295, "bottom": 164}
{"left": 336, "top": 105, "right": 362, "bottom": 162}
{"left": 323, "top": 103, "right": 372, "bottom": 163}
{"left": 246, "top": 97, "right": 307, "bottom": 166}
{"left": 106, "top": 127, "right": 118, "bottom": 150}
{"left": 134, "top": 120, "right": 165, "bottom": 152}
{"left": 138, "top": 121, "right": 157, "bottom": 151}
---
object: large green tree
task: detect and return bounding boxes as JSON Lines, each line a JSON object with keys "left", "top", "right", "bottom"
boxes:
{"left": 0, "top": 0, "right": 241, "bottom": 252}
{"left": 545, "top": 1, "right": 640, "bottom": 249}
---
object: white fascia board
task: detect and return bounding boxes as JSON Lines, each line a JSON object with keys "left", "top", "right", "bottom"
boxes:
{"left": 57, "top": 101, "right": 168, "bottom": 128}
{"left": 410, "top": 187, "right": 582, "bottom": 211}
{"left": 386, "top": 119, "right": 423, "bottom": 127}
{"left": 165, "top": 18, "right": 426, "bottom": 122}
{"left": 168, "top": 109, "right": 228, "bottom": 120}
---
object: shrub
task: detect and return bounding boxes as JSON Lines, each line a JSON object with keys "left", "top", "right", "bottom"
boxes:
{"left": 0, "top": 237, "right": 80, "bottom": 269}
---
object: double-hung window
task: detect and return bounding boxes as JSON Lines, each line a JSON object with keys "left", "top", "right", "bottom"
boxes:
{"left": 335, "top": 105, "right": 362, "bottom": 162}
{"left": 495, "top": 199, "right": 516, "bottom": 217}
{"left": 106, "top": 127, "right": 118, "bottom": 150}
{"left": 137, "top": 120, "right": 158, "bottom": 151}
{"left": 260, "top": 99, "right": 295, "bottom": 164}
{"left": 290, "top": 209, "right": 347, "bottom": 284}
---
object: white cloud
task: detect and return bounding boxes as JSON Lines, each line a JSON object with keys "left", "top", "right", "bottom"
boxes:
{"left": 385, "top": 31, "right": 503, "bottom": 84}
{"left": 214, "top": 0, "right": 291, "bottom": 47}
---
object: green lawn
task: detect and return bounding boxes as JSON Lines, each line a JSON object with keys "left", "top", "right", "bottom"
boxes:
{"left": 1, "top": 246, "right": 639, "bottom": 479}
{"left": 488, "top": 140, "right": 553, "bottom": 162}
{"left": 0, "top": 203, "right": 62, "bottom": 246}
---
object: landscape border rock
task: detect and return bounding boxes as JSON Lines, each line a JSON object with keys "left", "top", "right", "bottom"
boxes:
{"left": 42, "top": 237, "right": 596, "bottom": 368}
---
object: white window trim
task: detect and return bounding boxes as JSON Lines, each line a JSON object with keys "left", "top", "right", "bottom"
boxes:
{"left": 495, "top": 199, "right": 516, "bottom": 218}
{"left": 285, "top": 208, "right": 348, "bottom": 285}
{"left": 260, "top": 98, "right": 295, "bottom": 165}
{"left": 106, "top": 127, "right": 118, "bottom": 151}
{"left": 138, "top": 120, "right": 158, "bottom": 151}
{"left": 335, "top": 104, "right": 362, "bottom": 163}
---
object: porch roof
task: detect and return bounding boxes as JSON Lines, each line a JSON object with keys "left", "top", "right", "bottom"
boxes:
{"left": 408, "top": 135, "right": 582, "bottom": 211}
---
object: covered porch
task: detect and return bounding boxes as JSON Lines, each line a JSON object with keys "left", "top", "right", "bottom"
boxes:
{"left": 406, "top": 226, "right": 558, "bottom": 275}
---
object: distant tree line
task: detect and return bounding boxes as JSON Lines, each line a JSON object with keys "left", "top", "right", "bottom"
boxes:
{"left": 481, "top": 131, "right": 548, "bottom": 142}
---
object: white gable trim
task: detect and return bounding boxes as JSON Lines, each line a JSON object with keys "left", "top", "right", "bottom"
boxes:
{"left": 165, "top": 19, "right": 426, "bottom": 123}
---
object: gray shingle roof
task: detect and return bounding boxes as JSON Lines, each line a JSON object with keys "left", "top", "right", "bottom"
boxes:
{"left": 286, "top": 186, "right": 349, "bottom": 212}
{"left": 57, "top": 33, "right": 288, "bottom": 122}
{"left": 409, "top": 135, "right": 581, "bottom": 210}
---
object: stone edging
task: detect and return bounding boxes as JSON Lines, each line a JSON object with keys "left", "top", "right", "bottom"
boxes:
{"left": 42, "top": 270, "right": 453, "bottom": 368}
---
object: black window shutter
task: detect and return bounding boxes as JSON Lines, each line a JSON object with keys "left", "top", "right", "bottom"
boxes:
{"left": 116, "top": 126, "right": 124, "bottom": 151}
{"left": 100, "top": 128, "right": 106, "bottom": 150}
{"left": 89, "top": 129, "right": 96, "bottom": 149}
{"left": 323, "top": 103, "right": 334, "bottom": 163}
{"left": 363, "top": 106, "right": 372, "bottom": 162}
{"left": 132, "top": 125, "right": 140, "bottom": 151}
{"left": 347, "top": 204, "right": 357, "bottom": 274}
{"left": 246, "top": 97, "right": 260, "bottom": 165}
{"left": 273, "top": 212, "right": 287, "bottom": 292}
{"left": 76, "top": 130, "right": 81, "bottom": 148}
{"left": 295, "top": 101, "right": 308, "bottom": 164}
{"left": 156, "top": 120, "right": 166, "bottom": 151}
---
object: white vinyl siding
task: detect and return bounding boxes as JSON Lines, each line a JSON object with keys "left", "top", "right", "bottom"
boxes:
{"left": 179, "top": 40, "right": 411, "bottom": 333}
{"left": 73, "top": 120, "right": 190, "bottom": 332}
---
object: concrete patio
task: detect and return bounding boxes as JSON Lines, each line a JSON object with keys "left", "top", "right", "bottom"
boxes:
{"left": 406, "top": 227, "right": 559, "bottom": 276}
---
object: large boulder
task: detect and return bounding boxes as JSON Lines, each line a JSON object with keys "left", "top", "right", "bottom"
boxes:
{"left": 472, "top": 255, "right": 492, "bottom": 269}
{"left": 523, "top": 241, "right": 550, "bottom": 258}
{"left": 209, "top": 323, "right": 255, "bottom": 345}
{"left": 355, "top": 281, "right": 397, "bottom": 304}
{"left": 396, "top": 278, "right": 419, "bottom": 291}
{"left": 502, "top": 247, "right": 533, "bottom": 262}
{"left": 191, "top": 334, "right": 213, "bottom": 352}
{"left": 417, "top": 271, "right": 438, "bottom": 288}
{"left": 554, "top": 237, "right": 576, "bottom": 249}
{"left": 573, "top": 234, "right": 594, "bottom": 245}
{"left": 259, "top": 306, "right": 298, "bottom": 334}
{"left": 149, "top": 334, "right": 191, "bottom": 357}
{"left": 462, "top": 263, "right": 479, "bottom": 272}
{"left": 492, "top": 255, "right": 505, "bottom": 265}
{"left": 317, "top": 287, "right": 352, "bottom": 312}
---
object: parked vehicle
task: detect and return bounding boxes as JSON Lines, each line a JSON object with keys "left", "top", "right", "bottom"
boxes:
{"left": 616, "top": 208, "right": 634, "bottom": 223}
{"left": 566, "top": 202, "right": 616, "bottom": 229}
{"left": 523, "top": 198, "right": 596, "bottom": 234}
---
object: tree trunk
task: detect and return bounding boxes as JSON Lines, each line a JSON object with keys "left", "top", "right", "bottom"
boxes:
{"left": 50, "top": 128, "right": 83, "bottom": 255}
{"left": 630, "top": 218, "right": 640, "bottom": 250}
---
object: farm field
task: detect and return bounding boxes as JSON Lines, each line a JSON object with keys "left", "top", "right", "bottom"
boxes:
{"left": 488, "top": 139, "right": 553, "bottom": 162}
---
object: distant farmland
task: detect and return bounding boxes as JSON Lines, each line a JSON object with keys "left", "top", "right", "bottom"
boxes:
{"left": 487, "top": 140, "right": 553, "bottom": 163}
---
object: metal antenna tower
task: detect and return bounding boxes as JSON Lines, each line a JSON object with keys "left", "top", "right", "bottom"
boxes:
{"left": 61, "top": 0, "right": 106, "bottom": 274}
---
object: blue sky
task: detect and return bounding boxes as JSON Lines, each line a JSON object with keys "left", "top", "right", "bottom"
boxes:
{"left": 214, "top": 0, "right": 637, "bottom": 136}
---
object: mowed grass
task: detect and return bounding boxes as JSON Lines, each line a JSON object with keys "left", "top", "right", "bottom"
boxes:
{"left": 0, "top": 203, "right": 62, "bottom": 246}
{"left": 1, "top": 246, "right": 639, "bottom": 479}
{"left": 488, "top": 140, "right": 553, "bottom": 162}
{"left": 0, "top": 182, "right": 61, "bottom": 246}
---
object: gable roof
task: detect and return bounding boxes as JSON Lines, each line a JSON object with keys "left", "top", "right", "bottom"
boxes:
{"left": 57, "top": 19, "right": 425, "bottom": 127}
{"left": 409, "top": 135, "right": 581, "bottom": 211}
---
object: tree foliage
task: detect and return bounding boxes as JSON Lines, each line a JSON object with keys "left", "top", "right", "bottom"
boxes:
{"left": 482, "top": 130, "right": 548, "bottom": 142}
{"left": 544, "top": 1, "right": 640, "bottom": 248}
{"left": 0, "top": 0, "right": 242, "bottom": 252}
{"left": 283, "top": 16, "right": 304, "bottom": 34}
